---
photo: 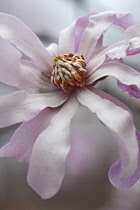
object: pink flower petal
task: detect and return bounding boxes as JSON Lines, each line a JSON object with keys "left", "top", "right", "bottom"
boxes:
{"left": 127, "top": 47, "right": 140, "bottom": 55}
{"left": 118, "top": 81, "right": 140, "bottom": 98}
{"left": 27, "top": 94, "right": 79, "bottom": 199}
{"left": 78, "top": 11, "right": 133, "bottom": 61}
{"left": 86, "top": 62, "right": 140, "bottom": 91}
{"left": 0, "top": 90, "right": 69, "bottom": 128}
{"left": 76, "top": 87, "right": 139, "bottom": 179}
{"left": 0, "top": 36, "right": 56, "bottom": 93}
{"left": 0, "top": 12, "right": 52, "bottom": 72}
{"left": 0, "top": 107, "right": 59, "bottom": 162}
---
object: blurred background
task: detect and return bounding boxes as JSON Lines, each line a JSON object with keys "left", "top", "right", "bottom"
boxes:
{"left": 0, "top": 0, "right": 140, "bottom": 209}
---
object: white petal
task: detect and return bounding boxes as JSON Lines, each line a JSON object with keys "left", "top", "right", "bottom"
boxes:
{"left": 0, "top": 90, "right": 69, "bottom": 128}
{"left": 46, "top": 43, "right": 59, "bottom": 56}
{"left": 0, "top": 12, "right": 52, "bottom": 72}
{"left": 86, "top": 62, "right": 140, "bottom": 86}
{"left": 78, "top": 11, "right": 133, "bottom": 61}
{"left": 76, "top": 87, "right": 139, "bottom": 177}
{"left": 27, "top": 94, "right": 79, "bottom": 198}
{"left": 0, "top": 107, "right": 59, "bottom": 163}
{"left": 58, "top": 20, "right": 76, "bottom": 54}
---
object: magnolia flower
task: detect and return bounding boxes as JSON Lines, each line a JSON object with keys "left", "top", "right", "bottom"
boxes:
{"left": 0, "top": 11, "right": 140, "bottom": 199}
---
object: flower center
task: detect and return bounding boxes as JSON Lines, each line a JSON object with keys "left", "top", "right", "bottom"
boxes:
{"left": 50, "top": 53, "right": 87, "bottom": 93}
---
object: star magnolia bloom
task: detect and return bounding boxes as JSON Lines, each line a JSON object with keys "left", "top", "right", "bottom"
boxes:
{"left": 0, "top": 11, "right": 140, "bottom": 199}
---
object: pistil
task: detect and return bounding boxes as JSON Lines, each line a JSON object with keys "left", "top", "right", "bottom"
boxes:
{"left": 50, "top": 53, "right": 87, "bottom": 93}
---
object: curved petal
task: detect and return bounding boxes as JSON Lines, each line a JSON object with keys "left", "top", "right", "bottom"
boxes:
{"left": 125, "top": 24, "right": 140, "bottom": 54}
{"left": 46, "top": 43, "right": 59, "bottom": 56}
{"left": 109, "top": 131, "right": 140, "bottom": 190}
{"left": 0, "top": 36, "right": 56, "bottom": 93}
{"left": 0, "top": 37, "right": 56, "bottom": 93}
{"left": 58, "top": 20, "right": 76, "bottom": 54}
{"left": 27, "top": 93, "right": 79, "bottom": 199}
{"left": 86, "top": 63, "right": 140, "bottom": 91}
{"left": 87, "top": 24, "right": 140, "bottom": 77}
{"left": 87, "top": 40, "right": 127, "bottom": 76}
{"left": 0, "top": 12, "right": 52, "bottom": 72}
{"left": 0, "top": 107, "right": 59, "bottom": 162}
{"left": 88, "top": 46, "right": 108, "bottom": 61}
{"left": 78, "top": 11, "right": 133, "bottom": 61}
{"left": 0, "top": 90, "right": 69, "bottom": 128}
{"left": 85, "top": 46, "right": 108, "bottom": 75}
{"left": 58, "top": 12, "right": 96, "bottom": 54}
{"left": 95, "top": 35, "right": 103, "bottom": 49}
{"left": 74, "top": 12, "right": 97, "bottom": 52}
{"left": 93, "top": 90, "right": 140, "bottom": 189}
{"left": 76, "top": 87, "right": 139, "bottom": 180}
{"left": 106, "top": 25, "right": 140, "bottom": 59}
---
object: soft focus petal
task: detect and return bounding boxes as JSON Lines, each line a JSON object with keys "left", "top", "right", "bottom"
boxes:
{"left": 86, "top": 63, "right": 140, "bottom": 92}
{"left": 0, "top": 90, "right": 69, "bottom": 128}
{"left": 0, "top": 107, "right": 59, "bottom": 162}
{"left": 109, "top": 131, "right": 140, "bottom": 190}
{"left": 76, "top": 87, "right": 139, "bottom": 179}
{"left": 78, "top": 11, "right": 133, "bottom": 61}
{"left": 27, "top": 94, "right": 79, "bottom": 199}
{"left": 0, "top": 12, "right": 52, "bottom": 72}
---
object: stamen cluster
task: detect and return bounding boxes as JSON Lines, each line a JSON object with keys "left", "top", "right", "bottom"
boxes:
{"left": 50, "top": 53, "right": 87, "bottom": 93}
